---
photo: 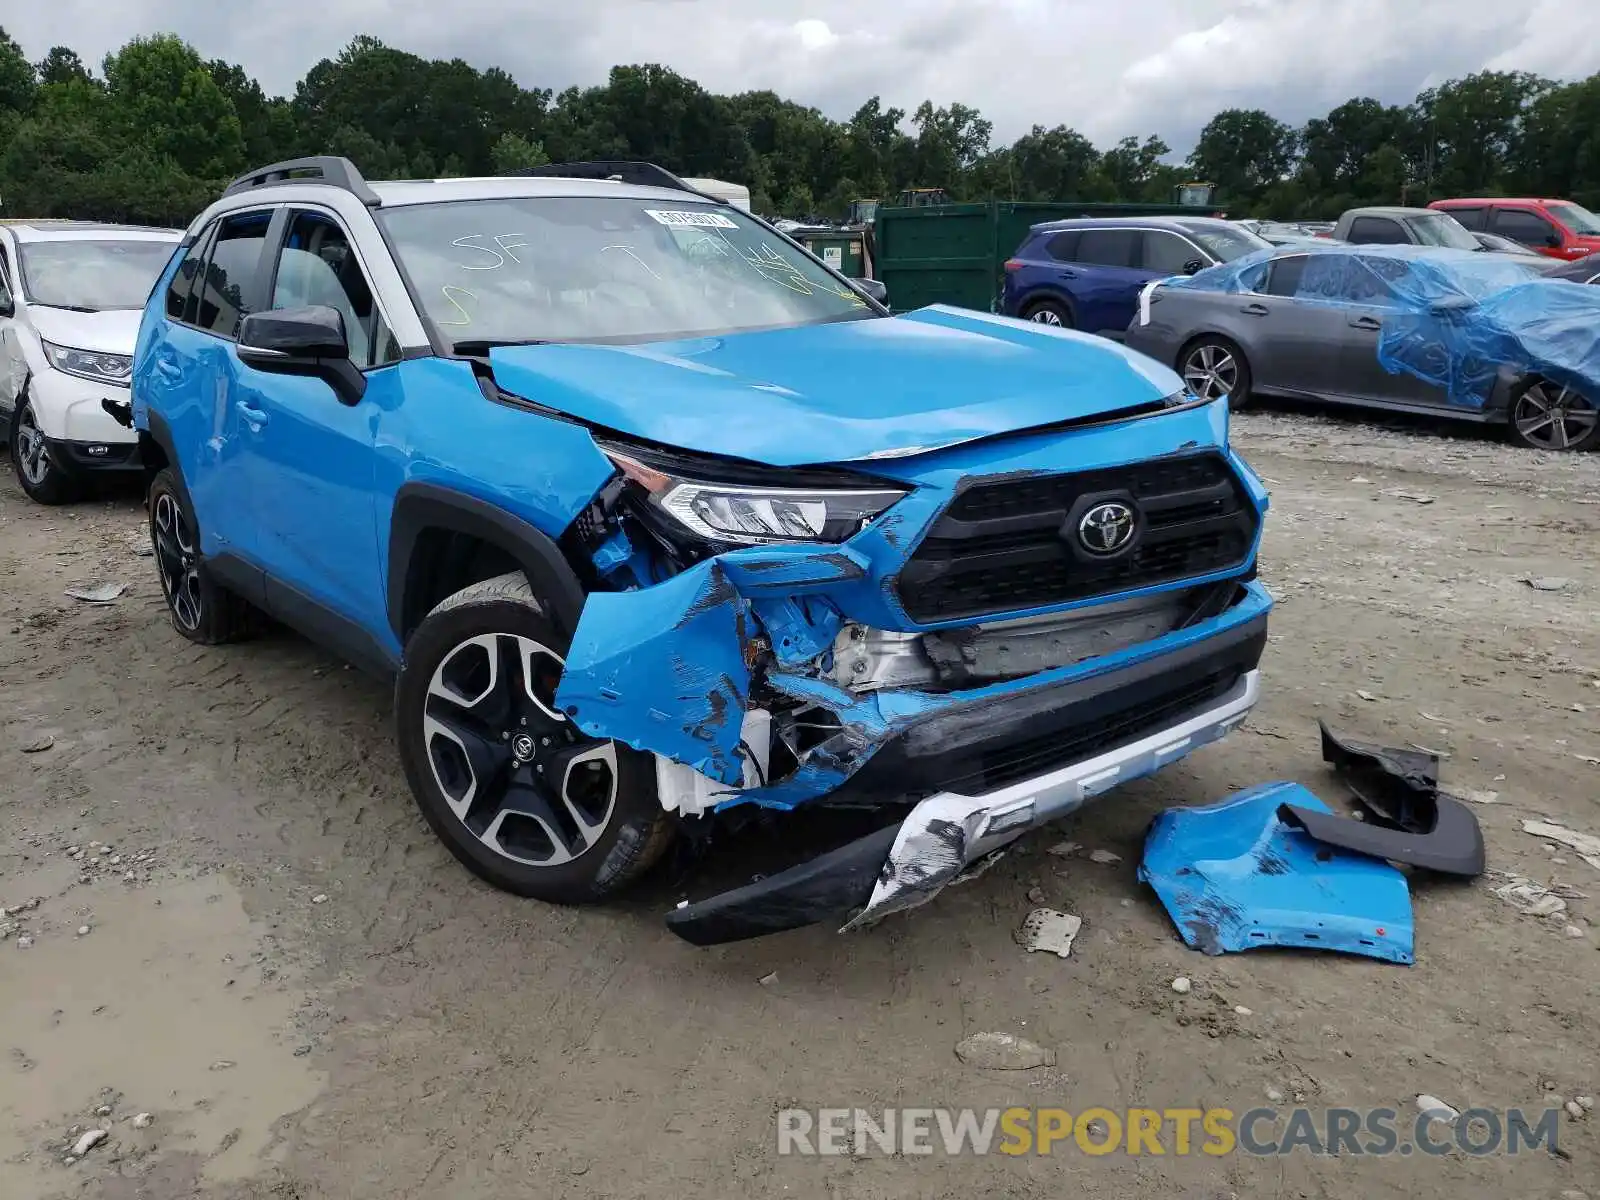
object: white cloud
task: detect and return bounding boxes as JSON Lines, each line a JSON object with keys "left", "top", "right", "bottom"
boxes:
{"left": 8, "top": 0, "right": 1600, "bottom": 154}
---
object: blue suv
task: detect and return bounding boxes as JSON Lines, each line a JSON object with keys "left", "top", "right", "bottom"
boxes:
{"left": 1002, "top": 217, "right": 1270, "bottom": 339}
{"left": 132, "top": 157, "right": 1272, "bottom": 943}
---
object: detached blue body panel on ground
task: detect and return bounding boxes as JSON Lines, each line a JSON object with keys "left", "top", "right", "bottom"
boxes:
{"left": 1139, "top": 781, "right": 1414, "bottom": 964}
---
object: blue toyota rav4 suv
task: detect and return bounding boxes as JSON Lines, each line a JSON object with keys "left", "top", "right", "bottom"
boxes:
{"left": 132, "top": 157, "right": 1272, "bottom": 943}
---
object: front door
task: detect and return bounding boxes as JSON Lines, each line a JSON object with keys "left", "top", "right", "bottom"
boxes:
{"left": 231, "top": 207, "right": 401, "bottom": 641}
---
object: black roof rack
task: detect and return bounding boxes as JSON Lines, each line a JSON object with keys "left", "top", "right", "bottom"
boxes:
{"left": 512, "top": 160, "right": 710, "bottom": 199}
{"left": 222, "top": 156, "right": 381, "bottom": 207}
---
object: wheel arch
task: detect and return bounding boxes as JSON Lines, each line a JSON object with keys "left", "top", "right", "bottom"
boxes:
{"left": 388, "top": 482, "right": 590, "bottom": 648}
{"left": 1018, "top": 289, "right": 1075, "bottom": 322}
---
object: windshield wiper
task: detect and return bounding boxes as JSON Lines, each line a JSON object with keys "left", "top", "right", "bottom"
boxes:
{"left": 33, "top": 302, "right": 99, "bottom": 313}
{"left": 451, "top": 337, "right": 553, "bottom": 356}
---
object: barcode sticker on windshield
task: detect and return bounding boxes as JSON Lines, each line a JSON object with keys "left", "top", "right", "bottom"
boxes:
{"left": 645, "top": 209, "right": 739, "bottom": 229}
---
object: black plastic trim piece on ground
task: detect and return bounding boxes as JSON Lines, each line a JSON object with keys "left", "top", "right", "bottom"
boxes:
{"left": 664, "top": 824, "right": 900, "bottom": 946}
{"left": 1311, "top": 720, "right": 1486, "bottom": 877}
{"left": 1278, "top": 797, "right": 1485, "bottom": 878}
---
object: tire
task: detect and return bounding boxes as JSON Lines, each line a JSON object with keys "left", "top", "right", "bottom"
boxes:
{"left": 395, "top": 571, "right": 675, "bottom": 903}
{"left": 147, "top": 467, "right": 256, "bottom": 644}
{"left": 1504, "top": 378, "right": 1600, "bottom": 452}
{"left": 1179, "top": 337, "right": 1254, "bottom": 411}
{"left": 9, "top": 398, "right": 81, "bottom": 505}
{"left": 1023, "top": 298, "right": 1072, "bottom": 327}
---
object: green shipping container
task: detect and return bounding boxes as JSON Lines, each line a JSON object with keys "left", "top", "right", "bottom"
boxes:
{"left": 796, "top": 229, "right": 869, "bottom": 279}
{"left": 873, "top": 200, "right": 1226, "bottom": 313}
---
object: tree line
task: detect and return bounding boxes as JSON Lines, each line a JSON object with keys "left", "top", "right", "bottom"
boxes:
{"left": 2, "top": 27, "right": 1599, "bottom": 229}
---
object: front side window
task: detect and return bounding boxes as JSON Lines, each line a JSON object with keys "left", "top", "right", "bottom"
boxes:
{"left": 1491, "top": 208, "right": 1558, "bottom": 246}
{"left": 18, "top": 238, "right": 178, "bottom": 312}
{"left": 377, "top": 196, "right": 872, "bottom": 350}
{"left": 1141, "top": 231, "right": 1200, "bottom": 275}
{"left": 1406, "top": 213, "right": 1481, "bottom": 250}
{"left": 1176, "top": 221, "right": 1270, "bottom": 262}
{"left": 1546, "top": 203, "right": 1600, "bottom": 235}
{"left": 194, "top": 212, "right": 272, "bottom": 339}
{"left": 270, "top": 211, "right": 398, "bottom": 368}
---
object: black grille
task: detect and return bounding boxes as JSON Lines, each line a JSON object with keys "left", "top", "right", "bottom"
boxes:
{"left": 896, "top": 453, "right": 1258, "bottom": 622}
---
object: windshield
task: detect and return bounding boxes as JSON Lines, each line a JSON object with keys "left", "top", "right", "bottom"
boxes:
{"left": 1178, "top": 222, "right": 1271, "bottom": 262}
{"left": 1405, "top": 214, "right": 1481, "bottom": 251}
{"left": 1547, "top": 202, "right": 1600, "bottom": 235}
{"left": 378, "top": 196, "right": 874, "bottom": 349}
{"left": 18, "top": 239, "right": 177, "bottom": 311}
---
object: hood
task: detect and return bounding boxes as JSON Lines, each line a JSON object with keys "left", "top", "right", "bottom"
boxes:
{"left": 25, "top": 306, "right": 143, "bottom": 356}
{"left": 487, "top": 306, "right": 1184, "bottom": 467}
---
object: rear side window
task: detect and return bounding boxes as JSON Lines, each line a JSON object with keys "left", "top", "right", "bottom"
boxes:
{"left": 1446, "top": 207, "right": 1486, "bottom": 231}
{"left": 1347, "top": 217, "right": 1408, "bottom": 245}
{"left": 1044, "top": 231, "right": 1080, "bottom": 262}
{"left": 165, "top": 232, "right": 211, "bottom": 322}
{"left": 1073, "top": 229, "right": 1139, "bottom": 267}
{"left": 1264, "top": 256, "right": 1308, "bottom": 297}
{"left": 194, "top": 211, "right": 273, "bottom": 339}
{"left": 1491, "top": 207, "right": 1557, "bottom": 246}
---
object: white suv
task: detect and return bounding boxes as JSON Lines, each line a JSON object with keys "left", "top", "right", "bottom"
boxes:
{"left": 0, "top": 221, "right": 181, "bottom": 503}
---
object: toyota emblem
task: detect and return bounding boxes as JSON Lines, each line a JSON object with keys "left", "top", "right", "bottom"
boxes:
{"left": 1077, "top": 501, "right": 1136, "bottom": 555}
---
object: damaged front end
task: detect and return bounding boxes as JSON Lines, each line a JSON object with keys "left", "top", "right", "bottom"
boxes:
{"left": 550, "top": 398, "right": 1272, "bottom": 943}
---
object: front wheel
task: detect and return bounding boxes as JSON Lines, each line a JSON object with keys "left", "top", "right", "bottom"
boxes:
{"left": 395, "top": 572, "right": 674, "bottom": 902}
{"left": 10, "top": 399, "right": 80, "bottom": 504}
{"left": 1506, "top": 379, "right": 1600, "bottom": 452}
{"left": 1181, "top": 337, "right": 1254, "bottom": 411}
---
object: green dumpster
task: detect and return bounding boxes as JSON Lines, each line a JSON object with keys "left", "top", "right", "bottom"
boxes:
{"left": 794, "top": 228, "right": 870, "bottom": 279}
{"left": 873, "top": 199, "right": 1226, "bottom": 313}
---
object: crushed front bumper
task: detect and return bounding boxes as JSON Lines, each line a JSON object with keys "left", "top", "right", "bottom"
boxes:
{"left": 666, "top": 665, "right": 1260, "bottom": 944}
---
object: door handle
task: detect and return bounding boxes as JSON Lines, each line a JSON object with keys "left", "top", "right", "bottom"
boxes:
{"left": 235, "top": 401, "right": 268, "bottom": 428}
{"left": 1351, "top": 315, "right": 1382, "bottom": 331}
{"left": 1239, "top": 303, "right": 1269, "bottom": 316}
{"left": 1056, "top": 269, "right": 1078, "bottom": 280}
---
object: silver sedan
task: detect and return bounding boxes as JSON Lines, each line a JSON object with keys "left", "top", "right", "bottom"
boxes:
{"left": 1123, "top": 246, "right": 1599, "bottom": 452}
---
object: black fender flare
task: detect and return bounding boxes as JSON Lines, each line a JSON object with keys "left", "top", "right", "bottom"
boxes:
{"left": 387, "top": 482, "right": 588, "bottom": 645}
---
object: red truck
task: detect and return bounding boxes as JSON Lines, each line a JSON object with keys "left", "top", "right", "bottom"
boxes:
{"left": 1428, "top": 197, "right": 1600, "bottom": 260}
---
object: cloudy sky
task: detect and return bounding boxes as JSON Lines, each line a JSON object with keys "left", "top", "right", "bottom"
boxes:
{"left": 10, "top": 0, "right": 1600, "bottom": 152}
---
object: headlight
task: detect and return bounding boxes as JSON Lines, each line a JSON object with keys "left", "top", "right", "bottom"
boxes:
{"left": 42, "top": 340, "right": 133, "bottom": 385}
{"left": 600, "top": 443, "right": 905, "bottom": 545}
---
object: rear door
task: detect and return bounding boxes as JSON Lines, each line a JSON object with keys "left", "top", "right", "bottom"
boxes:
{"left": 1065, "top": 228, "right": 1145, "bottom": 337}
{"left": 145, "top": 209, "right": 276, "bottom": 562}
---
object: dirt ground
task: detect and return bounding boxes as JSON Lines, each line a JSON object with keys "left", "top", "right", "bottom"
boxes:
{"left": 2, "top": 405, "right": 1599, "bottom": 1200}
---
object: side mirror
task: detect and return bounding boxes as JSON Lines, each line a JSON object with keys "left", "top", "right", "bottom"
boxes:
{"left": 854, "top": 277, "right": 888, "bottom": 305}
{"left": 1182, "top": 259, "right": 1205, "bottom": 276}
{"left": 1546, "top": 233, "right": 1563, "bottom": 249}
{"left": 237, "top": 305, "right": 365, "bottom": 405}
{"left": 0, "top": 292, "right": 13, "bottom": 319}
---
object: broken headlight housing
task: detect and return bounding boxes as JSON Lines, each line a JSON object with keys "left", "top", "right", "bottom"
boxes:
{"left": 598, "top": 440, "right": 906, "bottom": 546}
